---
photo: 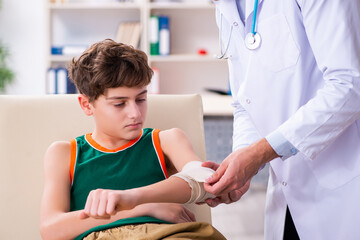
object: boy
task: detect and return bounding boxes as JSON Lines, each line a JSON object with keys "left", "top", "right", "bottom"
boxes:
{"left": 40, "top": 39, "right": 225, "bottom": 240}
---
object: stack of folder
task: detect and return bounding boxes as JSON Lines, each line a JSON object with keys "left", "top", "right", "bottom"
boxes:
{"left": 115, "top": 22, "right": 142, "bottom": 49}
{"left": 149, "top": 15, "right": 170, "bottom": 56}
{"left": 47, "top": 68, "right": 77, "bottom": 94}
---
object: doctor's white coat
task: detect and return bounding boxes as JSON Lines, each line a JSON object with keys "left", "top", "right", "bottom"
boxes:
{"left": 213, "top": 0, "right": 360, "bottom": 239}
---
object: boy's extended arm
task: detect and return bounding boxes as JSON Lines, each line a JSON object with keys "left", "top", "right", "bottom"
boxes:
{"left": 80, "top": 174, "right": 193, "bottom": 219}
{"left": 40, "top": 141, "right": 195, "bottom": 240}
{"left": 80, "top": 128, "right": 212, "bottom": 219}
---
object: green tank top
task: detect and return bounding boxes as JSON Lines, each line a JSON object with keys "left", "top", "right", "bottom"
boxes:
{"left": 69, "top": 128, "right": 169, "bottom": 240}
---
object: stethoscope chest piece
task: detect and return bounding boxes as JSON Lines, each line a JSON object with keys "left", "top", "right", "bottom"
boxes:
{"left": 245, "top": 32, "right": 261, "bottom": 50}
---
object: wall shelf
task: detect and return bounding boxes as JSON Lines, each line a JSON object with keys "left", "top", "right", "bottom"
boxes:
{"left": 149, "top": 54, "right": 220, "bottom": 63}
{"left": 149, "top": 2, "right": 215, "bottom": 10}
{"left": 49, "top": 2, "right": 141, "bottom": 10}
{"left": 46, "top": 0, "right": 228, "bottom": 95}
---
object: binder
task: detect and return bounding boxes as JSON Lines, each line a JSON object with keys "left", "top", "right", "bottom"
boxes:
{"left": 57, "top": 68, "right": 67, "bottom": 94}
{"left": 115, "top": 23, "right": 126, "bottom": 43}
{"left": 159, "top": 16, "right": 170, "bottom": 56}
{"left": 115, "top": 22, "right": 141, "bottom": 48}
{"left": 129, "top": 22, "right": 142, "bottom": 48}
{"left": 66, "top": 75, "right": 77, "bottom": 94}
{"left": 149, "top": 15, "right": 159, "bottom": 55}
{"left": 149, "top": 68, "right": 160, "bottom": 94}
{"left": 47, "top": 68, "right": 57, "bottom": 94}
{"left": 47, "top": 67, "right": 77, "bottom": 94}
{"left": 123, "top": 22, "right": 134, "bottom": 45}
{"left": 51, "top": 45, "right": 87, "bottom": 55}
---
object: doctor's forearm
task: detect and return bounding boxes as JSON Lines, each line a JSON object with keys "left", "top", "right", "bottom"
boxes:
{"left": 248, "top": 138, "right": 280, "bottom": 166}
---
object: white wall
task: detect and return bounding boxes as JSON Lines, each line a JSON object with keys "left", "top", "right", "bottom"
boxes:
{"left": 0, "top": 0, "right": 46, "bottom": 94}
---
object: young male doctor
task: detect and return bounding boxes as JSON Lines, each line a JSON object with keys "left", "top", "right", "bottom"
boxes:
{"left": 203, "top": 0, "right": 360, "bottom": 239}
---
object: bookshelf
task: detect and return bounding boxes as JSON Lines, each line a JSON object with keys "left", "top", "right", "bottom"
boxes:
{"left": 46, "top": 0, "right": 229, "bottom": 95}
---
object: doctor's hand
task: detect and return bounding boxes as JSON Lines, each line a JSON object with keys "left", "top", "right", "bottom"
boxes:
{"left": 203, "top": 138, "right": 278, "bottom": 197}
{"left": 202, "top": 161, "right": 251, "bottom": 207}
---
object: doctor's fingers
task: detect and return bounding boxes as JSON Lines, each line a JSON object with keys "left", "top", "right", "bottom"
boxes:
{"left": 229, "top": 179, "right": 251, "bottom": 202}
{"left": 205, "top": 161, "right": 229, "bottom": 185}
{"left": 219, "top": 189, "right": 245, "bottom": 205}
{"left": 205, "top": 197, "right": 222, "bottom": 207}
{"left": 202, "top": 161, "right": 220, "bottom": 171}
{"left": 205, "top": 167, "right": 247, "bottom": 196}
{"left": 204, "top": 178, "right": 232, "bottom": 196}
{"left": 208, "top": 194, "right": 232, "bottom": 207}
{"left": 204, "top": 189, "right": 245, "bottom": 208}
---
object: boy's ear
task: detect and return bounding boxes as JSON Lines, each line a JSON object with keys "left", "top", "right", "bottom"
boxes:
{"left": 78, "top": 94, "right": 93, "bottom": 116}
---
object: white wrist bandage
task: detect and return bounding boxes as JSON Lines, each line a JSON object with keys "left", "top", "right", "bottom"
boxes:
{"left": 171, "top": 161, "right": 216, "bottom": 204}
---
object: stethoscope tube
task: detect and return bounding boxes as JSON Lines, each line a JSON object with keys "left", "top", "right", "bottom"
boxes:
{"left": 216, "top": 0, "right": 261, "bottom": 59}
{"left": 251, "top": 0, "right": 259, "bottom": 35}
{"left": 216, "top": 14, "right": 233, "bottom": 59}
{"left": 245, "top": 0, "right": 261, "bottom": 50}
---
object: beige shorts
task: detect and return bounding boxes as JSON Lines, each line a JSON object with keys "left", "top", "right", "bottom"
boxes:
{"left": 83, "top": 222, "right": 226, "bottom": 240}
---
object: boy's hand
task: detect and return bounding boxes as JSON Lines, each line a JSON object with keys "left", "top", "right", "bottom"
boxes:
{"left": 79, "top": 189, "right": 137, "bottom": 219}
{"left": 146, "top": 203, "right": 196, "bottom": 223}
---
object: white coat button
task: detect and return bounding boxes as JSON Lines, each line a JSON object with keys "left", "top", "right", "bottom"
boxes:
{"left": 233, "top": 22, "right": 238, "bottom": 26}
{"left": 282, "top": 181, "right": 287, "bottom": 186}
{"left": 246, "top": 99, "right": 251, "bottom": 104}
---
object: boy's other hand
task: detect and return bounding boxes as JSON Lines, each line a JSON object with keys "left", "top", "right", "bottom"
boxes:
{"left": 79, "top": 188, "right": 137, "bottom": 219}
{"left": 146, "top": 203, "right": 196, "bottom": 223}
{"left": 78, "top": 210, "right": 99, "bottom": 220}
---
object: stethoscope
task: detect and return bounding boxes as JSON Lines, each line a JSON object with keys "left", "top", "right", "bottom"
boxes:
{"left": 245, "top": 0, "right": 261, "bottom": 50}
{"left": 217, "top": 0, "right": 261, "bottom": 59}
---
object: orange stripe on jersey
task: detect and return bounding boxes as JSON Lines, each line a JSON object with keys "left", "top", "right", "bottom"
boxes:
{"left": 152, "top": 129, "right": 168, "bottom": 179}
{"left": 85, "top": 130, "right": 143, "bottom": 153}
{"left": 69, "top": 138, "right": 77, "bottom": 185}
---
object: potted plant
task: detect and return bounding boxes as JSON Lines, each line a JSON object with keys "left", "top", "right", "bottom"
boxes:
{"left": 0, "top": 41, "right": 14, "bottom": 92}
{"left": 0, "top": 0, "right": 15, "bottom": 93}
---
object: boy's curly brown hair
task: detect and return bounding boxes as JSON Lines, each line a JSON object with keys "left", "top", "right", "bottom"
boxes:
{"left": 68, "top": 39, "right": 153, "bottom": 102}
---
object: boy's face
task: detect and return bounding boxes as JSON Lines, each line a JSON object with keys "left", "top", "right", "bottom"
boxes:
{"left": 86, "top": 86, "right": 148, "bottom": 143}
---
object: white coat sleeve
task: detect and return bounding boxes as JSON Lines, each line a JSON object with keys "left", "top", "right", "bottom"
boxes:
{"left": 232, "top": 99, "right": 262, "bottom": 151}
{"left": 277, "top": 0, "right": 360, "bottom": 160}
{"left": 215, "top": 6, "right": 262, "bottom": 152}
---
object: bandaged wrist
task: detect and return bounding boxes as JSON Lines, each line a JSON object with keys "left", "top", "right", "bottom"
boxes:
{"left": 171, "top": 161, "right": 216, "bottom": 204}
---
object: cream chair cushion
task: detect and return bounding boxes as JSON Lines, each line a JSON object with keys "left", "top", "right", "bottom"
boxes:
{"left": 0, "top": 94, "right": 210, "bottom": 240}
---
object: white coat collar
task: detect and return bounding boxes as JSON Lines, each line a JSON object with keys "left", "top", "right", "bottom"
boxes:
{"left": 246, "top": 0, "right": 264, "bottom": 20}
{"left": 213, "top": 0, "right": 243, "bottom": 30}
{"left": 213, "top": 0, "right": 264, "bottom": 38}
